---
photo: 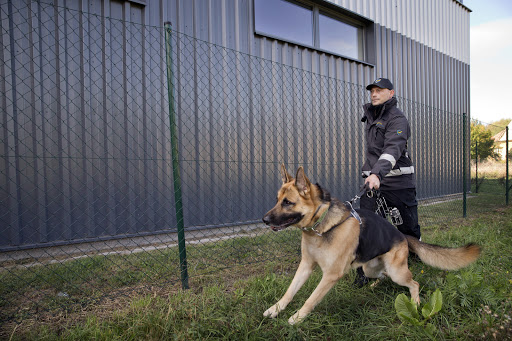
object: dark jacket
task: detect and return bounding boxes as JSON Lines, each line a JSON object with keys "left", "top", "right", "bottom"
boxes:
{"left": 361, "top": 97, "right": 415, "bottom": 190}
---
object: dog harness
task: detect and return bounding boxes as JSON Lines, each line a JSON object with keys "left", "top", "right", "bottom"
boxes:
{"left": 301, "top": 202, "right": 362, "bottom": 237}
{"left": 345, "top": 201, "right": 362, "bottom": 225}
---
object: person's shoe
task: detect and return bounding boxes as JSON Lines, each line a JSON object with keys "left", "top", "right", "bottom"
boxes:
{"left": 353, "top": 267, "right": 370, "bottom": 288}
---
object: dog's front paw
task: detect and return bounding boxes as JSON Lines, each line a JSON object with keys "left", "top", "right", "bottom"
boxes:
{"left": 288, "top": 311, "right": 305, "bottom": 325}
{"left": 263, "top": 304, "right": 282, "bottom": 318}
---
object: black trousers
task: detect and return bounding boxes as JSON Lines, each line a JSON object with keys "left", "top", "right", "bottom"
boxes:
{"left": 359, "top": 188, "right": 421, "bottom": 239}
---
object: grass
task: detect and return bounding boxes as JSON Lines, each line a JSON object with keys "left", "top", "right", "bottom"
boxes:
{"left": 418, "top": 176, "right": 507, "bottom": 227}
{"left": 472, "top": 159, "right": 509, "bottom": 179}
{"left": 1, "top": 209, "right": 512, "bottom": 339}
{"left": 1, "top": 174, "right": 512, "bottom": 340}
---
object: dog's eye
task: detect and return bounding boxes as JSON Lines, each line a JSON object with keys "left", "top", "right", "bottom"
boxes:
{"left": 282, "top": 198, "right": 294, "bottom": 207}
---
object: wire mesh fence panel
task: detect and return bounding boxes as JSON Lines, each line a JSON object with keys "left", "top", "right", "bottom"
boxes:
{"left": 410, "top": 103, "right": 465, "bottom": 226}
{"left": 0, "top": 1, "right": 509, "bottom": 324}
{"left": 0, "top": 1, "right": 185, "bottom": 322}
{"left": 469, "top": 118, "right": 510, "bottom": 214}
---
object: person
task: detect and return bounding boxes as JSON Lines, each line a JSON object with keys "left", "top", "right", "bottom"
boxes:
{"left": 354, "top": 77, "right": 421, "bottom": 286}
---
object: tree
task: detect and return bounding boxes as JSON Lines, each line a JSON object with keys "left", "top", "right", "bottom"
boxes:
{"left": 487, "top": 118, "right": 511, "bottom": 136}
{"left": 470, "top": 122, "right": 500, "bottom": 161}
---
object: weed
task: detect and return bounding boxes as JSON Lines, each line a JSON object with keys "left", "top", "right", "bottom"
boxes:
{"left": 395, "top": 288, "right": 443, "bottom": 339}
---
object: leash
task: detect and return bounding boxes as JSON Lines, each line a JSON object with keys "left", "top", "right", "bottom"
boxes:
{"left": 349, "top": 183, "right": 371, "bottom": 206}
{"left": 351, "top": 183, "right": 403, "bottom": 226}
{"left": 345, "top": 184, "right": 368, "bottom": 225}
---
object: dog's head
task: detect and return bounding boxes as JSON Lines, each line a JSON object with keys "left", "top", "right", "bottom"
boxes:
{"left": 262, "top": 164, "right": 330, "bottom": 231}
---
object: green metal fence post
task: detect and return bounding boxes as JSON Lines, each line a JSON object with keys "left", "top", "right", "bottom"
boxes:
{"left": 507, "top": 126, "right": 509, "bottom": 205}
{"left": 164, "top": 22, "right": 189, "bottom": 289}
{"left": 475, "top": 140, "right": 478, "bottom": 193}
{"left": 463, "top": 113, "right": 467, "bottom": 217}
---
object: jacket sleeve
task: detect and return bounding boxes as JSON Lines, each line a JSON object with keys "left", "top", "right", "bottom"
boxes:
{"left": 370, "top": 116, "right": 409, "bottom": 179}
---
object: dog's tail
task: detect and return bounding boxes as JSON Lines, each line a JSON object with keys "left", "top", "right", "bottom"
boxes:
{"left": 406, "top": 235, "right": 481, "bottom": 270}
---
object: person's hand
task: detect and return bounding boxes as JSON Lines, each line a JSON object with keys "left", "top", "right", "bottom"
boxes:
{"left": 365, "top": 174, "right": 380, "bottom": 190}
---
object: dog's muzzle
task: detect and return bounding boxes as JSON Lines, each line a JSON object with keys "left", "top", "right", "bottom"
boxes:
{"left": 262, "top": 212, "right": 303, "bottom": 231}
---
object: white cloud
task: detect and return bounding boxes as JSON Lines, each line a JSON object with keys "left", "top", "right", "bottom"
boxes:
{"left": 471, "top": 18, "right": 512, "bottom": 60}
{"left": 470, "top": 17, "right": 512, "bottom": 122}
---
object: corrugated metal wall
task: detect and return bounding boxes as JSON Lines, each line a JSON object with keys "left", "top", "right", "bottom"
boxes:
{"left": 1, "top": 0, "right": 175, "bottom": 248}
{"left": 329, "top": 0, "right": 471, "bottom": 64}
{"left": 0, "top": 0, "right": 470, "bottom": 249}
{"left": 161, "top": 0, "right": 470, "bottom": 203}
{"left": 163, "top": 0, "right": 470, "bottom": 109}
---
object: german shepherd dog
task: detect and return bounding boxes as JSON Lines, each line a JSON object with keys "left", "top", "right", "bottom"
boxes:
{"left": 262, "top": 165, "right": 481, "bottom": 324}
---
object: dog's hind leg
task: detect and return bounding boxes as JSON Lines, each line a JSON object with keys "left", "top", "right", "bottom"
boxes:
{"left": 362, "top": 257, "right": 385, "bottom": 279}
{"left": 384, "top": 243, "right": 420, "bottom": 304}
{"left": 264, "top": 259, "right": 314, "bottom": 319}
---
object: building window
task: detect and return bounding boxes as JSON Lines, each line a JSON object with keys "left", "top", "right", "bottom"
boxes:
{"left": 254, "top": 0, "right": 313, "bottom": 47}
{"left": 318, "top": 13, "right": 362, "bottom": 60}
{"left": 254, "top": 0, "right": 373, "bottom": 63}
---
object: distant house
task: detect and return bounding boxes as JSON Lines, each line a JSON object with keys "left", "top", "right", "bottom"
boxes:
{"left": 492, "top": 122, "right": 512, "bottom": 160}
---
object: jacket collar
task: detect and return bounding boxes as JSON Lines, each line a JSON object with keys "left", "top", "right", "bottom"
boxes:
{"left": 362, "top": 97, "right": 397, "bottom": 123}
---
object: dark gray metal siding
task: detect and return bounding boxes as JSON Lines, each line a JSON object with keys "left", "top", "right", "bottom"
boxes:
{"left": 0, "top": 0, "right": 470, "bottom": 249}
{"left": 1, "top": 0, "right": 175, "bottom": 248}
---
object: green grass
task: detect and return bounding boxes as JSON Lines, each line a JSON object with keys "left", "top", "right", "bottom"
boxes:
{"left": 418, "top": 178, "right": 508, "bottom": 227}
{"left": 0, "top": 229, "right": 302, "bottom": 324}
{"left": 2, "top": 204, "right": 512, "bottom": 340}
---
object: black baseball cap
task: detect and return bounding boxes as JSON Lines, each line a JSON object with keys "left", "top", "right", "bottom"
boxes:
{"left": 366, "top": 78, "right": 394, "bottom": 90}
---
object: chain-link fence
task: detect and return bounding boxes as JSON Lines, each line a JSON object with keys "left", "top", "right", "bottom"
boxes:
{"left": 470, "top": 118, "right": 511, "bottom": 209}
{"left": 1, "top": 1, "right": 510, "bottom": 324}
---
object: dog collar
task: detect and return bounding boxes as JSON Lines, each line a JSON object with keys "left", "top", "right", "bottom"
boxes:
{"left": 302, "top": 202, "right": 362, "bottom": 237}
{"left": 301, "top": 205, "right": 329, "bottom": 236}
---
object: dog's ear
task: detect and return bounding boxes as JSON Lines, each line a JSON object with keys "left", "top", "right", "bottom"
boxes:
{"left": 295, "top": 167, "right": 310, "bottom": 195}
{"left": 280, "top": 163, "right": 293, "bottom": 184}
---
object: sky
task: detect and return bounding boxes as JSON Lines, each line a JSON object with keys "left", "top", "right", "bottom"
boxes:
{"left": 463, "top": 0, "right": 512, "bottom": 124}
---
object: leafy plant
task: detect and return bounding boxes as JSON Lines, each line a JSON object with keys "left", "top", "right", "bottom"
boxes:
{"left": 444, "top": 270, "right": 498, "bottom": 308}
{"left": 471, "top": 122, "right": 501, "bottom": 161}
{"left": 395, "top": 289, "right": 443, "bottom": 338}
